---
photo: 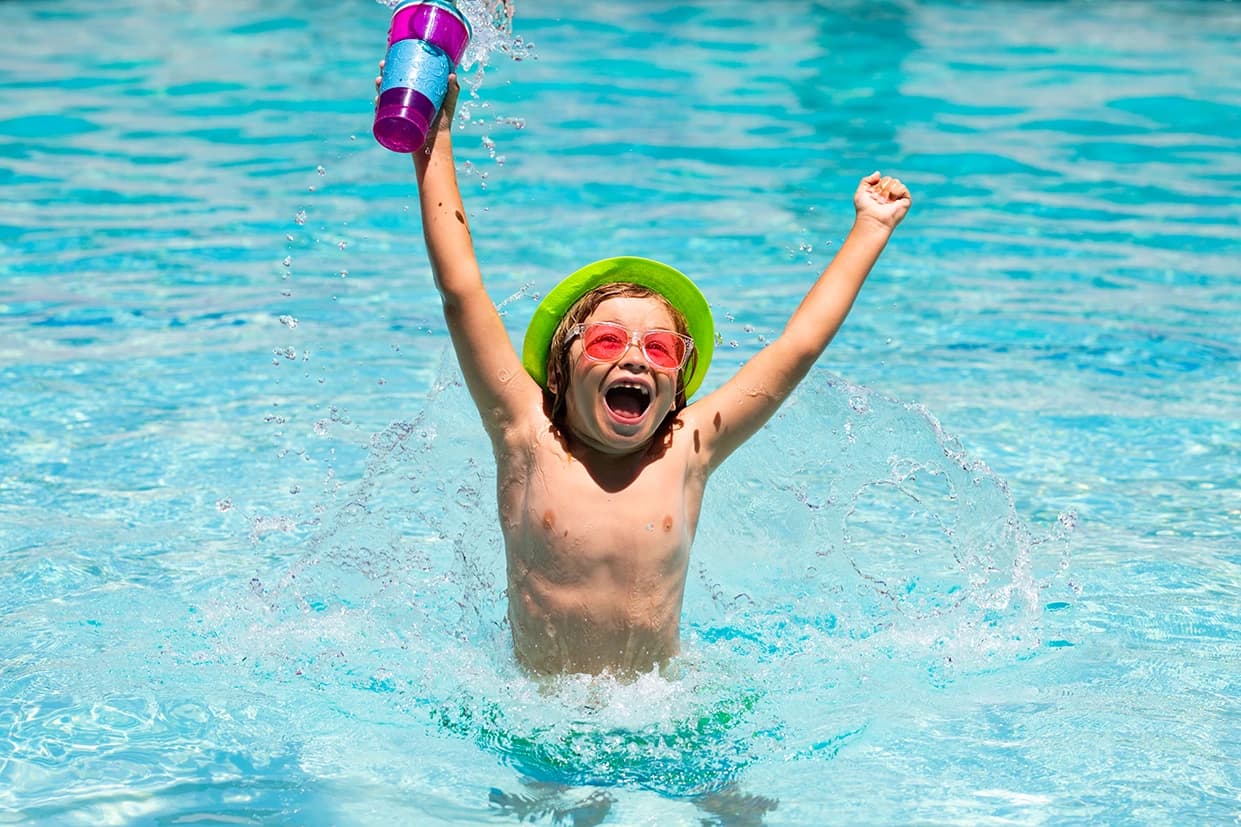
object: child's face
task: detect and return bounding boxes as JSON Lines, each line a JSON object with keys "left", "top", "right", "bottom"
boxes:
{"left": 561, "top": 296, "right": 683, "bottom": 455}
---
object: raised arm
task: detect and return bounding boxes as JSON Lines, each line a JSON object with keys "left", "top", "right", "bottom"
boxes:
{"left": 409, "top": 75, "right": 542, "bottom": 440}
{"left": 686, "top": 172, "right": 911, "bottom": 471}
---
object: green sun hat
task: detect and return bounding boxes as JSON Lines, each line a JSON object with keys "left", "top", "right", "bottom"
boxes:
{"left": 521, "top": 256, "right": 715, "bottom": 399}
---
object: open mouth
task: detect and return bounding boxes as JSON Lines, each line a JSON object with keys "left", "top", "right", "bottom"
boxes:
{"left": 604, "top": 382, "right": 651, "bottom": 421}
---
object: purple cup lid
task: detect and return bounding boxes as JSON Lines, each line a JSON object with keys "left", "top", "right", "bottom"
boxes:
{"left": 387, "top": 1, "right": 472, "bottom": 65}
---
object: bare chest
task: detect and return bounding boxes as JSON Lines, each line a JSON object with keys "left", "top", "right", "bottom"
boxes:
{"left": 498, "top": 437, "right": 704, "bottom": 579}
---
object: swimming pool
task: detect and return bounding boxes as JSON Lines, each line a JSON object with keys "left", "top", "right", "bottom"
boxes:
{"left": 1, "top": 0, "right": 1237, "bottom": 823}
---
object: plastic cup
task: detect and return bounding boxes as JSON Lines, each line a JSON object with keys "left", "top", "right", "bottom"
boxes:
{"left": 373, "top": 0, "right": 472, "bottom": 153}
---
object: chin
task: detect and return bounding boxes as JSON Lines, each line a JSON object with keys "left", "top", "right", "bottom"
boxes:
{"left": 590, "top": 426, "right": 657, "bottom": 455}
{"left": 572, "top": 406, "right": 666, "bottom": 455}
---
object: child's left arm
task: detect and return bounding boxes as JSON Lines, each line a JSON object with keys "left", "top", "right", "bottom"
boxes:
{"left": 685, "top": 171, "right": 911, "bottom": 471}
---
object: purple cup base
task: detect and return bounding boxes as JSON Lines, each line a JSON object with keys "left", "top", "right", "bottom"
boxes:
{"left": 373, "top": 87, "right": 438, "bottom": 153}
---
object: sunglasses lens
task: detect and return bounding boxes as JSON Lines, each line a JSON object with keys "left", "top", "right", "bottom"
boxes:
{"left": 582, "top": 325, "right": 629, "bottom": 360}
{"left": 642, "top": 332, "right": 686, "bottom": 369}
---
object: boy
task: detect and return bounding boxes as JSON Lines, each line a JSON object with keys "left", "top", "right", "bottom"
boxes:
{"left": 407, "top": 76, "right": 910, "bottom": 677}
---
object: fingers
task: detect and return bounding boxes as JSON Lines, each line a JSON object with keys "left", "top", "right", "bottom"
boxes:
{"left": 440, "top": 72, "right": 461, "bottom": 117}
{"left": 863, "top": 172, "right": 911, "bottom": 203}
{"left": 873, "top": 175, "right": 897, "bottom": 198}
{"left": 881, "top": 176, "right": 910, "bottom": 202}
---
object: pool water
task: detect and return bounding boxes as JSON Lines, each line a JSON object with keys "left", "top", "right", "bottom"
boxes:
{"left": 1, "top": 0, "right": 1238, "bottom": 824}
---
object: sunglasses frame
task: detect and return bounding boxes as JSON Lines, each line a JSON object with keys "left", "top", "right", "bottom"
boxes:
{"left": 567, "top": 321, "right": 695, "bottom": 372}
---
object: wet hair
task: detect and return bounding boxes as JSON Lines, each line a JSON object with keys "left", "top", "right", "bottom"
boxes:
{"left": 544, "top": 282, "right": 699, "bottom": 433}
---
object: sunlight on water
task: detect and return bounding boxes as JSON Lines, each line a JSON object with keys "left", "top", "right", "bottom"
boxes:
{"left": 2, "top": 0, "right": 1236, "bottom": 821}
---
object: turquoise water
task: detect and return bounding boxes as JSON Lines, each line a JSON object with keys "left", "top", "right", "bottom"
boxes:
{"left": 2, "top": 0, "right": 1238, "bottom": 823}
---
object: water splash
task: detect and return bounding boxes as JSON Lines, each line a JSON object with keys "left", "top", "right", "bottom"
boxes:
{"left": 692, "top": 374, "right": 1076, "bottom": 683}
{"left": 7, "top": 353, "right": 1073, "bottom": 812}
{"left": 218, "top": 354, "right": 1073, "bottom": 798}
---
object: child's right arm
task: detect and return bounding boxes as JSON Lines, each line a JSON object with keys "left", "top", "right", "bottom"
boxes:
{"left": 409, "top": 76, "right": 543, "bottom": 439}
{"left": 684, "top": 172, "right": 911, "bottom": 472}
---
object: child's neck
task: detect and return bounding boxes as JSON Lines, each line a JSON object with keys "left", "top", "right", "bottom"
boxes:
{"left": 560, "top": 427, "right": 669, "bottom": 488}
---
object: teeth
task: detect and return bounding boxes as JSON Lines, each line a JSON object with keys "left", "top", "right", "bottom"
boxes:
{"left": 613, "top": 382, "right": 649, "bottom": 398}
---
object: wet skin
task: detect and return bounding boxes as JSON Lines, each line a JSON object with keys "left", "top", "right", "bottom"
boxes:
{"left": 497, "top": 298, "right": 706, "bottom": 676}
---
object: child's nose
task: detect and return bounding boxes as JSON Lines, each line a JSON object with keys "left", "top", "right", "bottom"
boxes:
{"left": 619, "top": 338, "right": 649, "bottom": 370}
